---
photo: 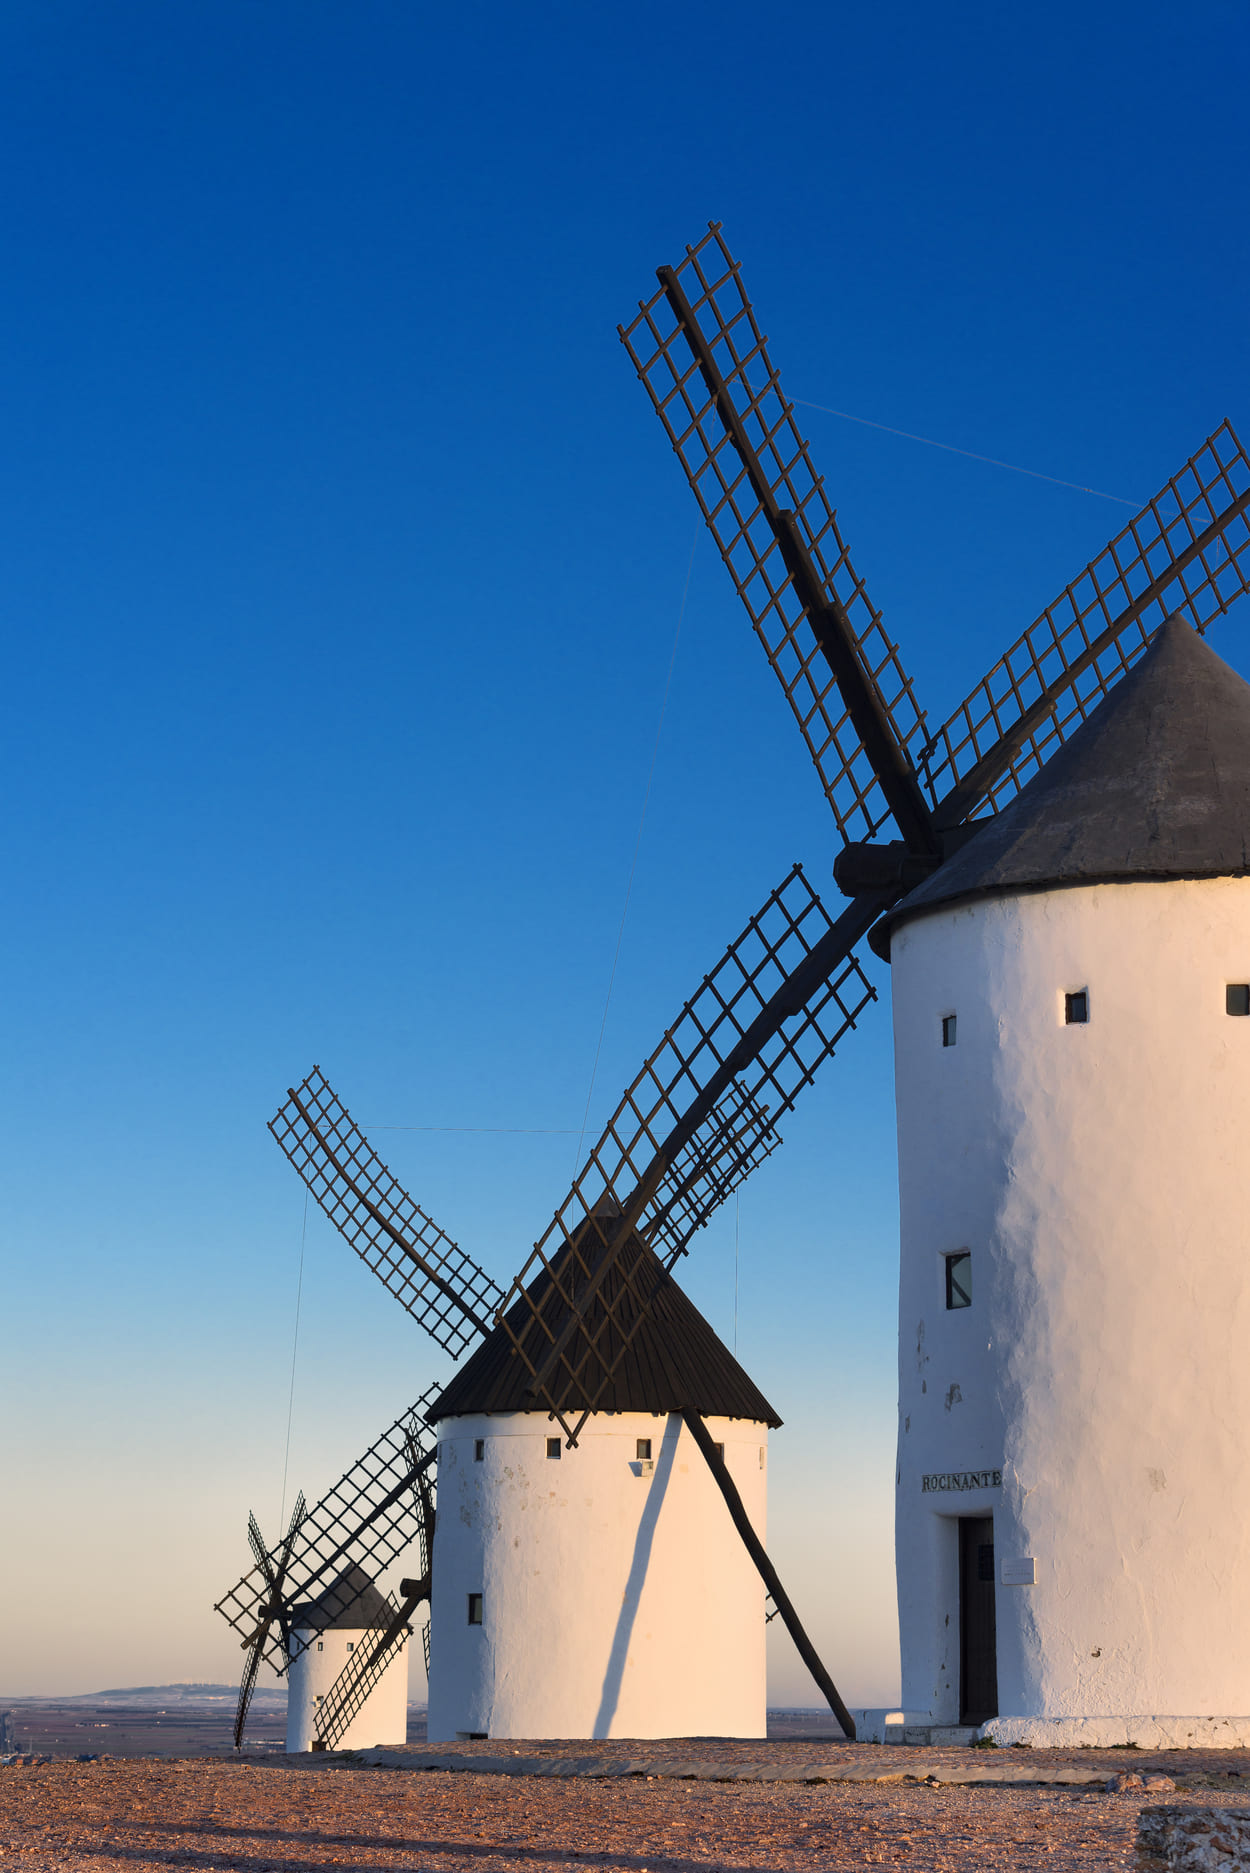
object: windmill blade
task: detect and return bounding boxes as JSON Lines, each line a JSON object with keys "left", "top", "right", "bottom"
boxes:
{"left": 407, "top": 1436, "right": 437, "bottom": 1680}
{"left": 247, "top": 1492, "right": 307, "bottom": 1649}
{"left": 923, "top": 420, "right": 1250, "bottom": 823}
{"left": 559, "top": 864, "right": 873, "bottom": 1264}
{"left": 620, "top": 221, "right": 934, "bottom": 851}
{"left": 232, "top": 1632, "right": 265, "bottom": 1753}
{"left": 233, "top": 1493, "right": 306, "bottom": 1749}
{"left": 680, "top": 1409, "right": 855, "bottom": 1738}
{"left": 311, "top": 1575, "right": 429, "bottom": 1752}
{"left": 270, "top": 1067, "right": 506, "bottom": 1362}
{"left": 247, "top": 1512, "right": 272, "bottom": 1580}
{"left": 496, "top": 868, "right": 883, "bottom": 1438}
{"left": 214, "top": 1391, "right": 440, "bottom": 1675}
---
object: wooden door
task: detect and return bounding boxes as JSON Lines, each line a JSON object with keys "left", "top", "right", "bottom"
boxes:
{"left": 959, "top": 1515, "right": 998, "bottom": 1723}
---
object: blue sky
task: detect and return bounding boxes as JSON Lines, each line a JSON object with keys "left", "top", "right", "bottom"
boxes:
{"left": 2, "top": 0, "right": 1247, "bottom": 1706}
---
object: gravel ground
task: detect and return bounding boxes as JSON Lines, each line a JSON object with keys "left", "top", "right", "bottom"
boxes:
{"left": 1, "top": 1754, "right": 1249, "bottom": 1872}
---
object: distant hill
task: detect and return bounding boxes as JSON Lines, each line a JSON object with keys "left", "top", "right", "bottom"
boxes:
{"left": 89, "top": 1685, "right": 287, "bottom": 1704}
{"left": 4, "top": 1684, "right": 286, "bottom": 1707}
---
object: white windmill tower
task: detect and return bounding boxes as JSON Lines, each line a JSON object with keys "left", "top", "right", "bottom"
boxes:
{"left": 285, "top": 1563, "right": 411, "bottom": 1751}
{"left": 218, "top": 224, "right": 1249, "bottom": 1751}
{"left": 882, "top": 618, "right": 1250, "bottom": 1745}
{"left": 425, "top": 1216, "right": 779, "bottom": 1741}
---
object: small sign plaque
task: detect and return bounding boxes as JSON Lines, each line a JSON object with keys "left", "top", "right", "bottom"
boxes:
{"left": 1001, "top": 1556, "right": 1037, "bottom": 1585}
{"left": 921, "top": 1468, "right": 1002, "bottom": 1493}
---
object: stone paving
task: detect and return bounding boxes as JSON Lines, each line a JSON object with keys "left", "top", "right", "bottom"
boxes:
{"left": 352, "top": 1736, "right": 1250, "bottom": 1792}
{"left": 2, "top": 1748, "right": 1249, "bottom": 1871}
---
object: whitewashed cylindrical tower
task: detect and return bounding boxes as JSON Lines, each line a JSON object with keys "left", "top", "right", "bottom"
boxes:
{"left": 285, "top": 1564, "right": 410, "bottom": 1752}
{"left": 883, "top": 620, "right": 1250, "bottom": 1746}
{"left": 425, "top": 1231, "right": 777, "bottom": 1741}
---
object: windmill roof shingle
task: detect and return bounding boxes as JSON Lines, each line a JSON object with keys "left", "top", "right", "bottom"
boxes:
{"left": 289, "top": 1563, "right": 392, "bottom": 1632}
{"left": 883, "top": 617, "right": 1250, "bottom": 952}
{"left": 426, "top": 1221, "right": 781, "bottom": 1427}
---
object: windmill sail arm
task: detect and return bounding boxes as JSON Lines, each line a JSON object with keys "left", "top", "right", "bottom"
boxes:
{"left": 270, "top": 1067, "right": 505, "bottom": 1361}
{"left": 214, "top": 1393, "right": 440, "bottom": 1673}
{"left": 522, "top": 892, "right": 885, "bottom": 1416}
{"left": 651, "top": 256, "right": 933, "bottom": 854}
{"left": 620, "top": 222, "right": 931, "bottom": 846}
{"left": 923, "top": 421, "right": 1250, "bottom": 821}
{"left": 498, "top": 874, "right": 885, "bottom": 1435}
{"left": 247, "top": 1512, "right": 275, "bottom": 1582}
{"left": 286, "top": 1445, "right": 437, "bottom": 1653}
{"left": 649, "top": 888, "right": 890, "bottom": 1189}
{"left": 232, "top": 1638, "right": 263, "bottom": 1751}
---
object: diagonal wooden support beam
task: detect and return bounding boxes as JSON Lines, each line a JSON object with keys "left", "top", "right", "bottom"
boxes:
{"left": 681, "top": 1407, "right": 856, "bottom": 1741}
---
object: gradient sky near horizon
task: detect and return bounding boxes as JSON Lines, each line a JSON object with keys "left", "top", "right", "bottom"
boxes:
{"left": 2, "top": 0, "right": 1248, "bottom": 1707}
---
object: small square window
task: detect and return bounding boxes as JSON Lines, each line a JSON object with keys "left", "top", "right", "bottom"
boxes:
{"left": 316, "top": 1641, "right": 323, "bottom": 1653}
{"left": 467, "top": 1593, "right": 483, "bottom": 1626}
{"left": 945, "top": 1251, "right": 972, "bottom": 1310}
{"left": 474, "top": 1439, "right": 485, "bottom": 1462}
{"left": 1065, "top": 990, "right": 1089, "bottom": 1024}
{"left": 546, "top": 1437, "right": 562, "bottom": 1459}
{"left": 713, "top": 1442, "right": 725, "bottom": 1461}
{"left": 635, "top": 1438, "right": 652, "bottom": 1460}
{"left": 941, "top": 1014, "right": 957, "bottom": 1047}
{"left": 1227, "top": 985, "right": 1250, "bottom": 1017}
{"left": 346, "top": 1641, "right": 354, "bottom": 1653}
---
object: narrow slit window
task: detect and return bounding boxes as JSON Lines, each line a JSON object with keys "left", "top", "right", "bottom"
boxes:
{"left": 546, "top": 1437, "right": 562, "bottom": 1459}
{"left": 713, "top": 1442, "right": 725, "bottom": 1461}
{"left": 346, "top": 1641, "right": 354, "bottom": 1653}
{"left": 942, "top": 1014, "right": 957, "bottom": 1047}
{"left": 1065, "top": 990, "right": 1089, "bottom": 1024}
{"left": 474, "top": 1439, "right": 485, "bottom": 1462}
{"left": 945, "top": 1251, "right": 972, "bottom": 1310}
{"left": 467, "top": 1593, "right": 483, "bottom": 1626}
{"left": 1227, "top": 985, "right": 1250, "bottom": 1016}
{"left": 316, "top": 1641, "right": 323, "bottom": 1653}
{"left": 635, "top": 1438, "right": 652, "bottom": 1460}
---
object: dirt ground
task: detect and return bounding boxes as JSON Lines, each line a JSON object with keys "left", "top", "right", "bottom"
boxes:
{"left": 1, "top": 1754, "right": 1249, "bottom": 1872}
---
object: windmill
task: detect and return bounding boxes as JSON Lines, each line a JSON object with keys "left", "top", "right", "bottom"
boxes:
{"left": 230, "top": 1493, "right": 306, "bottom": 1749}
{"left": 218, "top": 1059, "right": 850, "bottom": 1745}
{"left": 217, "top": 223, "right": 1250, "bottom": 1748}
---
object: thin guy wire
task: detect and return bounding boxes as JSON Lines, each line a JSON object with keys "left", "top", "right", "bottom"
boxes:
{"left": 570, "top": 530, "right": 698, "bottom": 1175}
{"left": 792, "top": 398, "right": 1141, "bottom": 507}
{"left": 278, "top": 1191, "right": 309, "bottom": 1535}
{"left": 733, "top": 1191, "right": 740, "bottom": 1355}
{"left": 365, "top": 1124, "right": 579, "bottom": 1134}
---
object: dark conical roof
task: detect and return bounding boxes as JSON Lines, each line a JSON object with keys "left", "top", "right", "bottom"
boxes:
{"left": 883, "top": 618, "right": 1250, "bottom": 951}
{"left": 289, "top": 1564, "right": 391, "bottom": 1632}
{"left": 427, "top": 1221, "right": 781, "bottom": 1426}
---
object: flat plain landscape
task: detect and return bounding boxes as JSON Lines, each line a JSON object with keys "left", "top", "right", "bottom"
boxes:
{"left": 3, "top": 1694, "right": 1250, "bottom": 1873}
{"left": 0, "top": 1694, "right": 850, "bottom": 1762}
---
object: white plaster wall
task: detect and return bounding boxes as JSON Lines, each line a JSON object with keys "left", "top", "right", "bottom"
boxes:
{"left": 892, "top": 878, "right": 1250, "bottom": 1723}
{"left": 285, "top": 1625, "right": 409, "bottom": 1751}
{"left": 426, "top": 1410, "right": 768, "bottom": 1741}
